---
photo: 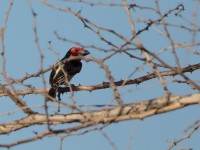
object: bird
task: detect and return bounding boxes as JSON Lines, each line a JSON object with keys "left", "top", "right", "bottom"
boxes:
{"left": 48, "top": 47, "right": 90, "bottom": 98}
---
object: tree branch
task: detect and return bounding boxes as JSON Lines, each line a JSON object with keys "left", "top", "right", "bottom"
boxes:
{"left": 0, "top": 93, "right": 199, "bottom": 135}
{"left": 0, "top": 63, "right": 199, "bottom": 97}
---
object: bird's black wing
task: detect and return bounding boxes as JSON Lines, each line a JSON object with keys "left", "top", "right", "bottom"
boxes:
{"left": 49, "top": 62, "right": 65, "bottom": 86}
{"left": 49, "top": 61, "right": 82, "bottom": 86}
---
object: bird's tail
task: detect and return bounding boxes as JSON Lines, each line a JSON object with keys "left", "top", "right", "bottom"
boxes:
{"left": 48, "top": 86, "right": 58, "bottom": 98}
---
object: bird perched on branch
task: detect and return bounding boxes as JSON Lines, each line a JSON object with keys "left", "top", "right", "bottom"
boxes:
{"left": 48, "top": 47, "right": 90, "bottom": 98}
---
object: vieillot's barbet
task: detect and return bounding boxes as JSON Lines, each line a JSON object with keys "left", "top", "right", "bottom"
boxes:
{"left": 48, "top": 47, "right": 90, "bottom": 98}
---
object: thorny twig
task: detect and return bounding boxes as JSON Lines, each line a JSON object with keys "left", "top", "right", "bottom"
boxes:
{"left": 0, "top": 63, "right": 199, "bottom": 97}
{"left": 168, "top": 122, "right": 200, "bottom": 150}
{"left": 29, "top": 0, "right": 51, "bottom": 129}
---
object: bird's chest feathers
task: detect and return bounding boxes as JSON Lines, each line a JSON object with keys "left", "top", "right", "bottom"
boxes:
{"left": 63, "top": 60, "right": 82, "bottom": 76}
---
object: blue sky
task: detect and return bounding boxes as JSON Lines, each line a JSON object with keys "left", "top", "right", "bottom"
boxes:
{"left": 0, "top": 0, "right": 199, "bottom": 150}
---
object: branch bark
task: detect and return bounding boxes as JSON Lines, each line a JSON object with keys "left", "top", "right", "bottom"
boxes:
{"left": 0, "top": 93, "right": 199, "bottom": 135}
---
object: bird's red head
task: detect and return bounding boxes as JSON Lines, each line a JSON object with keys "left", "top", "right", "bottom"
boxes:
{"left": 69, "top": 47, "right": 90, "bottom": 56}
{"left": 69, "top": 47, "right": 83, "bottom": 56}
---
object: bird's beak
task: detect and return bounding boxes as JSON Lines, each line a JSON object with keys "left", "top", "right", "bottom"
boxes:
{"left": 78, "top": 50, "right": 90, "bottom": 56}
